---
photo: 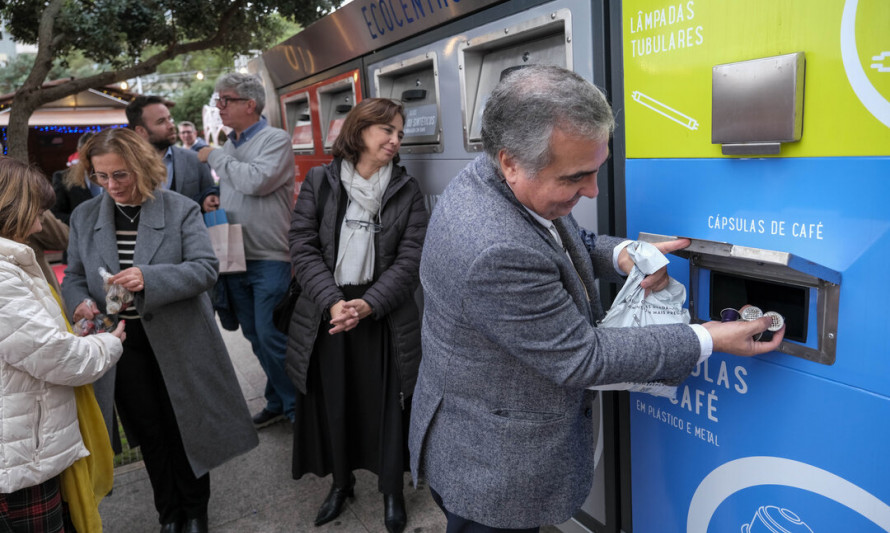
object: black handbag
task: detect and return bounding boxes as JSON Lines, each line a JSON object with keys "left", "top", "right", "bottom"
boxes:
{"left": 273, "top": 169, "right": 329, "bottom": 335}
{"left": 272, "top": 276, "right": 301, "bottom": 334}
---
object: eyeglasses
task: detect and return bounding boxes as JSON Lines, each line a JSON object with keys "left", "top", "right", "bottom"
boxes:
{"left": 213, "top": 96, "right": 250, "bottom": 109}
{"left": 345, "top": 218, "right": 383, "bottom": 233}
{"left": 90, "top": 170, "right": 132, "bottom": 184}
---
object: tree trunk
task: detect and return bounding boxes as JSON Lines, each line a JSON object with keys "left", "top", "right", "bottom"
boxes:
{"left": 6, "top": 93, "right": 40, "bottom": 163}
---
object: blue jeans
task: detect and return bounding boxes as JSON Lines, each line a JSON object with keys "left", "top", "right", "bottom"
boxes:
{"left": 224, "top": 260, "right": 296, "bottom": 419}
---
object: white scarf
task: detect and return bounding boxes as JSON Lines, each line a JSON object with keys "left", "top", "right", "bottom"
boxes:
{"left": 334, "top": 160, "right": 392, "bottom": 285}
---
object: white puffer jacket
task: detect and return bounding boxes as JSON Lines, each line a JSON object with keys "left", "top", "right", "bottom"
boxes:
{"left": 0, "top": 236, "right": 122, "bottom": 493}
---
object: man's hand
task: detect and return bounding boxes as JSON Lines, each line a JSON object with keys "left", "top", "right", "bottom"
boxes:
{"left": 197, "top": 146, "right": 214, "bottom": 163}
{"left": 617, "top": 238, "right": 691, "bottom": 294}
{"left": 702, "top": 316, "right": 785, "bottom": 356}
{"left": 202, "top": 194, "right": 220, "bottom": 212}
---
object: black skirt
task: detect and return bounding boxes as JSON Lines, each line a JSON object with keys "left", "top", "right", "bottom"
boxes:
{"left": 291, "top": 283, "right": 410, "bottom": 494}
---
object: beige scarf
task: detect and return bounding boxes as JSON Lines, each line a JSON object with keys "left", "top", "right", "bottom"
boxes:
{"left": 334, "top": 160, "right": 392, "bottom": 285}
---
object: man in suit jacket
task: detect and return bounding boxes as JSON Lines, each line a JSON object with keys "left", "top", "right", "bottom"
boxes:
{"left": 127, "top": 95, "right": 218, "bottom": 211}
{"left": 178, "top": 121, "right": 209, "bottom": 152}
{"left": 408, "top": 65, "right": 784, "bottom": 532}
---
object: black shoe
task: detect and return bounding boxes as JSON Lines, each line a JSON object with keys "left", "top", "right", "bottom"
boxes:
{"left": 182, "top": 516, "right": 208, "bottom": 533}
{"left": 159, "top": 523, "right": 181, "bottom": 533}
{"left": 384, "top": 492, "right": 407, "bottom": 533}
{"left": 252, "top": 409, "right": 286, "bottom": 428}
{"left": 314, "top": 474, "right": 356, "bottom": 526}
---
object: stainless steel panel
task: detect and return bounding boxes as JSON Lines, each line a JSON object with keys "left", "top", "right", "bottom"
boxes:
{"left": 374, "top": 52, "right": 442, "bottom": 151}
{"left": 248, "top": 56, "right": 283, "bottom": 129}
{"left": 458, "top": 9, "right": 573, "bottom": 151}
{"left": 639, "top": 232, "right": 840, "bottom": 365}
{"left": 263, "top": 0, "right": 503, "bottom": 88}
{"left": 282, "top": 92, "right": 314, "bottom": 153}
{"left": 712, "top": 52, "right": 805, "bottom": 155}
{"left": 318, "top": 78, "right": 357, "bottom": 151}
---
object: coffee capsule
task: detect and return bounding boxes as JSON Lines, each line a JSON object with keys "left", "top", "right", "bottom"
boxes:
{"left": 720, "top": 308, "right": 741, "bottom": 322}
{"left": 740, "top": 306, "right": 763, "bottom": 321}
{"left": 764, "top": 311, "right": 784, "bottom": 332}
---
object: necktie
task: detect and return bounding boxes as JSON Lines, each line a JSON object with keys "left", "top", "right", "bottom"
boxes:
{"left": 549, "top": 223, "right": 589, "bottom": 302}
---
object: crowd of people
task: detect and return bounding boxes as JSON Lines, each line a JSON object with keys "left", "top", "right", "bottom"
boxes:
{"left": 0, "top": 66, "right": 784, "bottom": 533}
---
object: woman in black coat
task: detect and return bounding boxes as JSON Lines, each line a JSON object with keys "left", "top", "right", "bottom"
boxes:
{"left": 286, "top": 98, "right": 427, "bottom": 533}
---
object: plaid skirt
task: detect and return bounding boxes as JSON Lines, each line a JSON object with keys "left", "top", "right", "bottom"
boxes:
{"left": 0, "top": 476, "right": 73, "bottom": 533}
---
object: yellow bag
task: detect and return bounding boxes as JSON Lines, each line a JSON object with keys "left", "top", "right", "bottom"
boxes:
{"left": 51, "top": 287, "right": 115, "bottom": 533}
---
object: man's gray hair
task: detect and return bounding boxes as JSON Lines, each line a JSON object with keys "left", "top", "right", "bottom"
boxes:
{"left": 481, "top": 65, "right": 614, "bottom": 176}
{"left": 215, "top": 72, "right": 266, "bottom": 115}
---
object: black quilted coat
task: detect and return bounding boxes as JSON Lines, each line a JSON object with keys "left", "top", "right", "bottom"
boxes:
{"left": 285, "top": 158, "right": 427, "bottom": 398}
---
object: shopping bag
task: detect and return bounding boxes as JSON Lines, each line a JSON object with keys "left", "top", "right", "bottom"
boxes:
{"left": 590, "top": 241, "right": 690, "bottom": 399}
{"left": 205, "top": 209, "right": 246, "bottom": 274}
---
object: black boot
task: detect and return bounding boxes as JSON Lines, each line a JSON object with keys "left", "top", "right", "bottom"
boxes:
{"left": 159, "top": 522, "right": 181, "bottom": 533}
{"left": 182, "top": 515, "right": 208, "bottom": 533}
{"left": 383, "top": 492, "right": 407, "bottom": 533}
{"left": 314, "top": 474, "right": 355, "bottom": 526}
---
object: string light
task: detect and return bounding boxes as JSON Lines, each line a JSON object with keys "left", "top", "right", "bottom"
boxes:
{"left": 34, "top": 125, "right": 126, "bottom": 134}
{"left": 0, "top": 125, "right": 127, "bottom": 155}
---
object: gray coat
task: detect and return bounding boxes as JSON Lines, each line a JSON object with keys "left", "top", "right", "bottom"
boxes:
{"left": 409, "top": 156, "right": 701, "bottom": 528}
{"left": 170, "top": 146, "right": 214, "bottom": 201}
{"left": 286, "top": 159, "right": 427, "bottom": 397}
{"left": 62, "top": 190, "right": 258, "bottom": 478}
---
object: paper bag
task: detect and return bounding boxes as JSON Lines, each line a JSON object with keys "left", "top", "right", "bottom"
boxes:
{"left": 206, "top": 215, "right": 246, "bottom": 273}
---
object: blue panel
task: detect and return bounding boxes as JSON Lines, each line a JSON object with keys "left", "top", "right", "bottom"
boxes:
{"left": 629, "top": 357, "right": 890, "bottom": 532}
{"left": 626, "top": 157, "right": 890, "bottom": 397}
{"left": 626, "top": 156, "right": 890, "bottom": 532}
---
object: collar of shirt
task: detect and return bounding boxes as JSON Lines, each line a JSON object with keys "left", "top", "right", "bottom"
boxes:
{"left": 163, "top": 146, "right": 174, "bottom": 189}
{"left": 521, "top": 204, "right": 563, "bottom": 246}
{"left": 231, "top": 117, "right": 267, "bottom": 148}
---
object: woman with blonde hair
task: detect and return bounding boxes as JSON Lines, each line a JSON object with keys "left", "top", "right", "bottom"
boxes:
{"left": 63, "top": 128, "right": 257, "bottom": 533}
{"left": 0, "top": 156, "right": 124, "bottom": 531}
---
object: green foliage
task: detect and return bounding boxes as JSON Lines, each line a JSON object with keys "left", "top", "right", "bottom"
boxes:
{"left": 0, "top": 51, "right": 107, "bottom": 95}
{"left": 0, "top": 0, "right": 333, "bottom": 160}
{"left": 170, "top": 80, "right": 215, "bottom": 132}
{"left": 1, "top": 0, "right": 333, "bottom": 72}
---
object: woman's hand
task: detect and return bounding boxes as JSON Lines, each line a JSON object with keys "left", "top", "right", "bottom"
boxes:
{"left": 329, "top": 300, "right": 359, "bottom": 335}
{"left": 73, "top": 298, "right": 98, "bottom": 322}
{"left": 328, "top": 298, "right": 373, "bottom": 334}
{"left": 343, "top": 299, "right": 372, "bottom": 320}
{"left": 110, "top": 320, "right": 127, "bottom": 342}
{"left": 109, "top": 267, "right": 145, "bottom": 293}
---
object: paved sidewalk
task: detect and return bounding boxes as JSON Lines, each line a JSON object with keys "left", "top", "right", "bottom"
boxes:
{"left": 98, "top": 324, "right": 446, "bottom": 532}
{"left": 98, "top": 322, "right": 566, "bottom": 532}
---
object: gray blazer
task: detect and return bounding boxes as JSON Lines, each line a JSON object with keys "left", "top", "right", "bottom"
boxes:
{"left": 170, "top": 146, "right": 214, "bottom": 201}
{"left": 409, "top": 156, "right": 701, "bottom": 528}
{"left": 62, "top": 190, "right": 258, "bottom": 477}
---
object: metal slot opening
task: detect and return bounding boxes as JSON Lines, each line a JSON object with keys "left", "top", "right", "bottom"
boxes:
{"left": 709, "top": 271, "right": 808, "bottom": 343}
{"left": 373, "top": 52, "right": 441, "bottom": 153}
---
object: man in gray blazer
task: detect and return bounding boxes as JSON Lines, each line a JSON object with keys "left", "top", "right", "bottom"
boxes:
{"left": 408, "top": 66, "right": 784, "bottom": 532}
{"left": 127, "top": 95, "right": 218, "bottom": 211}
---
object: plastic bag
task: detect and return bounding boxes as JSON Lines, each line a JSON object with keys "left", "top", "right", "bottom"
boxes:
{"left": 590, "top": 241, "right": 690, "bottom": 399}
{"left": 74, "top": 313, "right": 117, "bottom": 336}
{"left": 99, "top": 267, "right": 133, "bottom": 315}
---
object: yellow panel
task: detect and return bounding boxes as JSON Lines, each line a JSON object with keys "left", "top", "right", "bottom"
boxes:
{"left": 622, "top": 0, "right": 890, "bottom": 158}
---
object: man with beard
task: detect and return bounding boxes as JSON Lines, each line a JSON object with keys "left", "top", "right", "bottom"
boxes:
{"left": 126, "top": 96, "right": 218, "bottom": 212}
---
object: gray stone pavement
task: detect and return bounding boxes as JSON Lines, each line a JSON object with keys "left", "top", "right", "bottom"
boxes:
{"left": 97, "top": 322, "right": 563, "bottom": 532}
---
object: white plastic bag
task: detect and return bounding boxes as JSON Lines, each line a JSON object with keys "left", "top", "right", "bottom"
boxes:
{"left": 589, "top": 241, "right": 690, "bottom": 399}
